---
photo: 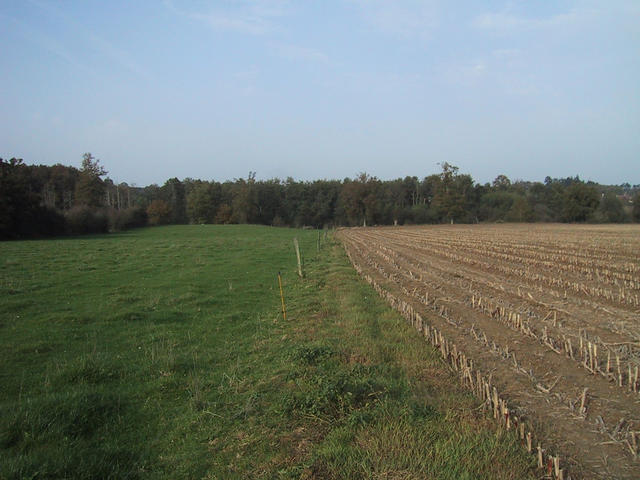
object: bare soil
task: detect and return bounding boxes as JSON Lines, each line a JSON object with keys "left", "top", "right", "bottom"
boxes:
{"left": 337, "top": 224, "right": 640, "bottom": 479}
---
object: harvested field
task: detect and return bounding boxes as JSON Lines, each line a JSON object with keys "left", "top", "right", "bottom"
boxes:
{"left": 337, "top": 224, "right": 640, "bottom": 479}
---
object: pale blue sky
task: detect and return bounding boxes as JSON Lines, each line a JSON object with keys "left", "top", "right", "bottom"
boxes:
{"left": 1, "top": 1, "right": 638, "bottom": 186}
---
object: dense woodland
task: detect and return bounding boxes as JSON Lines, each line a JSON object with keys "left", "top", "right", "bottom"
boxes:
{"left": 2, "top": 154, "right": 639, "bottom": 239}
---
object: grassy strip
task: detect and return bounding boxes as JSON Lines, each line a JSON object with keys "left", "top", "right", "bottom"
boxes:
{"left": 0, "top": 226, "right": 535, "bottom": 479}
{"left": 279, "top": 238, "right": 536, "bottom": 479}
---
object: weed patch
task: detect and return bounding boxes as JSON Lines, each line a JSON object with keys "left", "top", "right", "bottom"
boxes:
{"left": 291, "top": 343, "right": 335, "bottom": 366}
{"left": 283, "top": 363, "right": 406, "bottom": 419}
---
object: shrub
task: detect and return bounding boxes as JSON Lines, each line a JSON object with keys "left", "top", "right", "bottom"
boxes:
{"left": 32, "top": 206, "right": 67, "bottom": 236}
{"left": 10, "top": 205, "right": 67, "bottom": 239}
{"left": 594, "top": 193, "right": 628, "bottom": 223}
{"left": 272, "top": 215, "right": 288, "bottom": 227}
{"left": 65, "top": 206, "right": 108, "bottom": 235}
{"left": 108, "top": 207, "right": 148, "bottom": 231}
{"left": 146, "top": 199, "right": 171, "bottom": 226}
{"left": 214, "top": 203, "right": 233, "bottom": 224}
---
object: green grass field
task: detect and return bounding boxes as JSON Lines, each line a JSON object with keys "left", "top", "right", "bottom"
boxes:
{"left": 0, "top": 225, "right": 535, "bottom": 479}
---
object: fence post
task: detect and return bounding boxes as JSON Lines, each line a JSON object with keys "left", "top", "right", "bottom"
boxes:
{"left": 278, "top": 272, "right": 287, "bottom": 321}
{"left": 294, "top": 237, "right": 303, "bottom": 278}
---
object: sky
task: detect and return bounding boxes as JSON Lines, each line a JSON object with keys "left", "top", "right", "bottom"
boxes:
{"left": 1, "top": 0, "right": 638, "bottom": 186}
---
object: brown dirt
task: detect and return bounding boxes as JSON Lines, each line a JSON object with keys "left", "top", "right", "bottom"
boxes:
{"left": 337, "top": 224, "right": 640, "bottom": 479}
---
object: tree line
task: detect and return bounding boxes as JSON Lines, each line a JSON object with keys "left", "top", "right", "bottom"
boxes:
{"left": 2, "top": 154, "right": 639, "bottom": 239}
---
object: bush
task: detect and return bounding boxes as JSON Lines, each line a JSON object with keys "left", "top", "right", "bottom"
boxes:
{"left": 214, "top": 203, "right": 233, "bottom": 224}
{"left": 272, "top": 215, "right": 288, "bottom": 227}
{"left": 9, "top": 205, "right": 67, "bottom": 239}
{"left": 32, "top": 206, "right": 67, "bottom": 236}
{"left": 594, "top": 193, "right": 628, "bottom": 223}
{"left": 410, "top": 204, "right": 439, "bottom": 224}
{"left": 108, "top": 207, "right": 148, "bottom": 232}
{"left": 0, "top": 203, "right": 66, "bottom": 240}
{"left": 65, "top": 206, "right": 108, "bottom": 235}
{"left": 146, "top": 199, "right": 171, "bottom": 226}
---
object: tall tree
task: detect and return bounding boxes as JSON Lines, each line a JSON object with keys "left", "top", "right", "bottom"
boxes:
{"left": 255, "top": 179, "right": 284, "bottom": 225}
{"left": 231, "top": 173, "right": 258, "bottom": 224}
{"left": 75, "top": 153, "right": 107, "bottom": 207}
{"left": 146, "top": 199, "right": 172, "bottom": 225}
{"left": 492, "top": 174, "right": 512, "bottom": 190}
{"left": 597, "top": 193, "right": 626, "bottom": 223}
{"left": 162, "top": 177, "right": 187, "bottom": 224}
{"left": 431, "top": 163, "right": 473, "bottom": 223}
{"left": 337, "top": 173, "right": 376, "bottom": 226}
{"left": 0, "top": 158, "right": 64, "bottom": 238}
{"left": 1, "top": 158, "right": 34, "bottom": 237}
{"left": 187, "top": 181, "right": 220, "bottom": 224}
{"left": 562, "top": 182, "right": 599, "bottom": 222}
{"left": 506, "top": 195, "right": 533, "bottom": 222}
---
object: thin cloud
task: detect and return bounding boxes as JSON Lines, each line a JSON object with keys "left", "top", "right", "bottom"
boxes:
{"left": 269, "top": 42, "right": 329, "bottom": 64}
{"left": 167, "top": 0, "right": 290, "bottom": 36}
{"left": 88, "top": 33, "right": 153, "bottom": 81}
{"left": 491, "top": 49, "right": 521, "bottom": 60}
{"left": 491, "top": 48, "right": 525, "bottom": 70}
{"left": 330, "top": 70, "right": 423, "bottom": 95}
{"left": 1, "top": 12, "right": 99, "bottom": 79}
{"left": 232, "top": 67, "right": 260, "bottom": 97}
{"left": 438, "top": 60, "right": 487, "bottom": 87}
{"left": 233, "top": 66, "right": 260, "bottom": 80}
{"left": 472, "top": 8, "right": 597, "bottom": 32}
{"left": 351, "top": 0, "right": 439, "bottom": 39}
{"left": 25, "top": 0, "right": 153, "bottom": 81}
{"left": 190, "top": 11, "right": 273, "bottom": 35}
{"left": 439, "top": 50, "right": 540, "bottom": 97}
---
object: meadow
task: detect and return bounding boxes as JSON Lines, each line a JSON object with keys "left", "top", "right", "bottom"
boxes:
{"left": 1, "top": 225, "right": 534, "bottom": 479}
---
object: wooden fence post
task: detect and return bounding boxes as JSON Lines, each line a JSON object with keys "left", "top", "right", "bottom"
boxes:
{"left": 277, "top": 272, "right": 287, "bottom": 321}
{"left": 294, "top": 237, "right": 303, "bottom": 278}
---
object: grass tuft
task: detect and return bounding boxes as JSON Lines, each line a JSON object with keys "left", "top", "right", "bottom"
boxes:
{"left": 2, "top": 390, "right": 125, "bottom": 446}
{"left": 291, "top": 343, "right": 335, "bottom": 366}
{"left": 56, "top": 353, "right": 124, "bottom": 385}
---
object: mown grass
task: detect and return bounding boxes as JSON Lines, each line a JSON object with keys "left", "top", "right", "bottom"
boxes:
{"left": 0, "top": 225, "right": 536, "bottom": 479}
